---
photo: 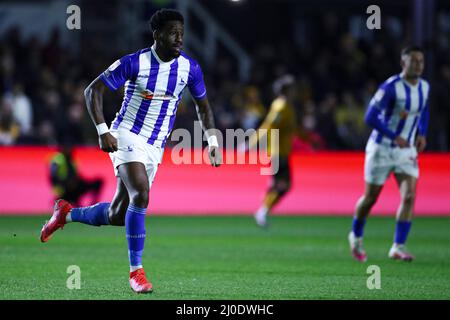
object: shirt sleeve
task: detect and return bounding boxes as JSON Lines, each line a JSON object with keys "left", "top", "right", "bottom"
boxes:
{"left": 100, "top": 54, "right": 137, "bottom": 91}
{"left": 370, "top": 82, "right": 396, "bottom": 112}
{"left": 364, "top": 107, "right": 397, "bottom": 140}
{"left": 187, "top": 60, "right": 207, "bottom": 100}
{"left": 364, "top": 82, "right": 397, "bottom": 139}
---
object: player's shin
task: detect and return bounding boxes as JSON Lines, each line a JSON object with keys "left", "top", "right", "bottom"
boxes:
{"left": 264, "top": 190, "right": 280, "bottom": 211}
{"left": 394, "top": 220, "right": 412, "bottom": 246}
{"left": 125, "top": 203, "right": 147, "bottom": 272}
{"left": 69, "top": 202, "right": 111, "bottom": 226}
{"left": 354, "top": 195, "right": 373, "bottom": 221}
{"left": 352, "top": 216, "right": 366, "bottom": 238}
{"left": 394, "top": 194, "right": 414, "bottom": 246}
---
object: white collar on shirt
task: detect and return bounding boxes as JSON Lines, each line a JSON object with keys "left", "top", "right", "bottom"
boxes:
{"left": 151, "top": 44, "right": 176, "bottom": 65}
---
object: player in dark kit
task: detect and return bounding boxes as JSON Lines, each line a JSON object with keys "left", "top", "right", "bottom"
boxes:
{"left": 247, "top": 75, "right": 298, "bottom": 227}
{"left": 40, "top": 9, "right": 222, "bottom": 293}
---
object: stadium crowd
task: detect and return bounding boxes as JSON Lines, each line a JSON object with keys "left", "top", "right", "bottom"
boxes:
{"left": 1, "top": 10, "right": 450, "bottom": 151}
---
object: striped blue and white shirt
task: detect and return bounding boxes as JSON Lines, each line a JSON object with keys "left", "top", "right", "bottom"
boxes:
{"left": 366, "top": 74, "right": 430, "bottom": 147}
{"left": 100, "top": 45, "right": 207, "bottom": 148}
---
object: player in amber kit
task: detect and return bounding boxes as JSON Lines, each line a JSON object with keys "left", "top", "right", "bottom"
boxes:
{"left": 247, "top": 75, "right": 298, "bottom": 227}
{"left": 348, "top": 46, "right": 430, "bottom": 262}
{"left": 40, "top": 9, "right": 221, "bottom": 293}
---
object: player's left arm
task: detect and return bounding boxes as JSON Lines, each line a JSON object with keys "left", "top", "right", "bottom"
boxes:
{"left": 194, "top": 96, "right": 221, "bottom": 167}
{"left": 187, "top": 61, "right": 221, "bottom": 167}
{"left": 416, "top": 100, "right": 429, "bottom": 153}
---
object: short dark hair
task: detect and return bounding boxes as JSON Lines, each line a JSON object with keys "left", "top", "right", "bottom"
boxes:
{"left": 149, "top": 9, "right": 184, "bottom": 32}
{"left": 401, "top": 45, "right": 424, "bottom": 57}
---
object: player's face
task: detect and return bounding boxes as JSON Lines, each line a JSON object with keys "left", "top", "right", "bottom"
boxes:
{"left": 158, "top": 20, "right": 184, "bottom": 58}
{"left": 401, "top": 51, "right": 424, "bottom": 79}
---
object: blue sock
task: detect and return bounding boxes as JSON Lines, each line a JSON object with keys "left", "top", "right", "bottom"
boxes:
{"left": 394, "top": 221, "right": 412, "bottom": 245}
{"left": 125, "top": 204, "right": 147, "bottom": 269}
{"left": 352, "top": 217, "right": 366, "bottom": 238}
{"left": 70, "top": 202, "right": 110, "bottom": 226}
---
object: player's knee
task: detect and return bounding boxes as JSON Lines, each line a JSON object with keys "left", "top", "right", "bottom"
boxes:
{"left": 401, "top": 191, "right": 416, "bottom": 206}
{"left": 109, "top": 213, "right": 125, "bottom": 226}
{"left": 364, "top": 194, "right": 378, "bottom": 206}
{"left": 276, "top": 181, "right": 291, "bottom": 196}
{"left": 108, "top": 208, "right": 125, "bottom": 226}
{"left": 129, "top": 190, "right": 149, "bottom": 208}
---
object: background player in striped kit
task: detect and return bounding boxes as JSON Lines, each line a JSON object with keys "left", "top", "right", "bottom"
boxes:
{"left": 40, "top": 9, "right": 222, "bottom": 293}
{"left": 348, "top": 46, "right": 430, "bottom": 262}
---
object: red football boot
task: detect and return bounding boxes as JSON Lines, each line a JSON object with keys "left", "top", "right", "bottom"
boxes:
{"left": 40, "top": 199, "right": 72, "bottom": 243}
{"left": 348, "top": 231, "right": 368, "bottom": 262}
{"left": 129, "top": 268, "right": 153, "bottom": 294}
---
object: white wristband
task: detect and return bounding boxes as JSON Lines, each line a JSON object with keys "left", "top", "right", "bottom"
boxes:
{"left": 207, "top": 135, "right": 219, "bottom": 148}
{"left": 96, "top": 123, "right": 109, "bottom": 136}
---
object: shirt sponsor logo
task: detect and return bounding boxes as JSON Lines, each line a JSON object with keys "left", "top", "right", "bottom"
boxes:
{"left": 140, "top": 89, "right": 174, "bottom": 101}
{"left": 399, "top": 110, "right": 421, "bottom": 119}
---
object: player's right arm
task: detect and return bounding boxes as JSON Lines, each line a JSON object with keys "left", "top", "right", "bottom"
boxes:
{"left": 84, "top": 78, "right": 118, "bottom": 153}
{"left": 365, "top": 83, "right": 408, "bottom": 148}
{"left": 85, "top": 54, "right": 137, "bottom": 153}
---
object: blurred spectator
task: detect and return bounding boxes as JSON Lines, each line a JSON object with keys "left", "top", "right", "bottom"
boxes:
{"left": 0, "top": 96, "right": 20, "bottom": 145}
{"left": 433, "top": 64, "right": 450, "bottom": 150}
{"left": 294, "top": 99, "right": 326, "bottom": 152}
{"left": 0, "top": 46, "right": 15, "bottom": 85}
{"left": 59, "top": 84, "right": 90, "bottom": 145}
{"left": 0, "top": 3, "right": 450, "bottom": 151}
{"left": 335, "top": 92, "right": 368, "bottom": 150}
{"left": 42, "top": 29, "right": 62, "bottom": 73}
{"left": 11, "top": 84, "right": 33, "bottom": 135}
{"left": 240, "top": 86, "right": 265, "bottom": 130}
{"left": 316, "top": 93, "right": 343, "bottom": 149}
{"left": 36, "top": 120, "right": 58, "bottom": 145}
{"left": 335, "top": 34, "right": 366, "bottom": 91}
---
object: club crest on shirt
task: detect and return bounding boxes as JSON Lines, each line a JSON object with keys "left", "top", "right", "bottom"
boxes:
{"left": 140, "top": 89, "right": 174, "bottom": 101}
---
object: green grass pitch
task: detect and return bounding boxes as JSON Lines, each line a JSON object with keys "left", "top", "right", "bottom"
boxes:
{"left": 1, "top": 215, "right": 449, "bottom": 300}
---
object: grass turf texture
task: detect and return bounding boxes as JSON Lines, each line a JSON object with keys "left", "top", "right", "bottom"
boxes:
{"left": 0, "top": 215, "right": 449, "bottom": 300}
